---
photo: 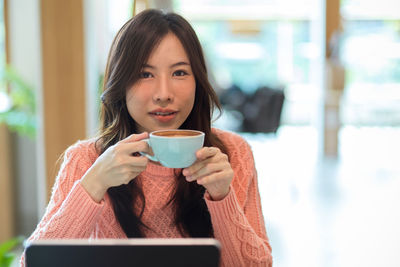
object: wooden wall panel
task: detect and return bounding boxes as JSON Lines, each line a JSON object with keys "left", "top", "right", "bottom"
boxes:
{"left": 41, "top": 0, "right": 86, "bottom": 200}
{"left": 0, "top": 0, "right": 14, "bottom": 242}
{"left": 323, "top": 0, "right": 342, "bottom": 157}
{"left": 325, "top": 0, "right": 341, "bottom": 58}
{"left": 0, "top": 125, "right": 14, "bottom": 242}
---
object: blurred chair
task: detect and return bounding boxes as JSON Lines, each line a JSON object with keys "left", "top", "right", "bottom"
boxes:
{"left": 219, "top": 84, "right": 247, "bottom": 111}
{"left": 241, "top": 86, "right": 285, "bottom": 133}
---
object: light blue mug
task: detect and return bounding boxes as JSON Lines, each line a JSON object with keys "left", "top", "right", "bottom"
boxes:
{"left": 140, "top": 129, "right": 205, "bottom": 168}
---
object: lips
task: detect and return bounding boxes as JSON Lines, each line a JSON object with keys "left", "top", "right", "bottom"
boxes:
{"left": 151, "top": 111, "right": 176, "bottom": 116}
{"left": 149, "top": 108, "right": 178, "bottom": 123}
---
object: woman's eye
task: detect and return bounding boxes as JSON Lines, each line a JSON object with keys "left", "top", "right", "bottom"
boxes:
{"left": 173, "top": 70, "right": 188, "bottom": 77}
{"left": 140, "top": 72, "right": 153, "bottom": 78}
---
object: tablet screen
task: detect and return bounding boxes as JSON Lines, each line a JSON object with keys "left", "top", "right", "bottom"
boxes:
{"left": 25, "top": 238, "right": 221, "bottom": 267}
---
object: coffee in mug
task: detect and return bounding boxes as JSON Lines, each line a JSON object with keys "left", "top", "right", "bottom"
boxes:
{"left": 140, "top": 129, "right": 204, "bottom": 168}
{"left": 152, "top": 130, "right": 201, "bottom": 137}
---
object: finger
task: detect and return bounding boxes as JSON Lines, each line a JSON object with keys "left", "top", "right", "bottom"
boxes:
{"left": 183, "top": 147, "right": 218, "bottom": 176}
{"left": 196, "top": 171, "right": 225, "bottom": 186}
{"left": 118, "top": 132, "right": 149, "bottom": 144}
{"left": 183, "top": 157, "right": 213, "bottom": 177}
{"left": 117, "top": 157, "right": 148, "bottom": 174}
{"left": 125, "top": 169, "right": 145, "bottom": 183}
{"left": 196, "top": 147, "right": 220, "bottom": 160}
{"left": 119, "top": 158, "right": 148, "bottom": 183}
{"left": 119, "top": 140, "right": 150, "bottom": 155}
{"left": 185, "top": 162, "right": 224, "bottom": 182}
{"left": 183, "top": 148, "right": 225, "bottom": 177}
{"left": 127, "top": 155, "right": 149, "bottom": 167}
{"left": 122, "top": 171, "right": 142, "bottom": 185}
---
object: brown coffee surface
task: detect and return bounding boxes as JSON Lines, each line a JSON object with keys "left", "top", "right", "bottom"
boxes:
{"left": 153, "top": 130, "right": 201, "bottom": 137}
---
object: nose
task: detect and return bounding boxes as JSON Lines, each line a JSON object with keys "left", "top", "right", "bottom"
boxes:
{"left": 153, "top": 74, "right": 173, "bottom": 103}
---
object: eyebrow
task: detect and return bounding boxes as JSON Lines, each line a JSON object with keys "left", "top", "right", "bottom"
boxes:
{"left": 143, "top": 61, "right": 191, "bottom": 69}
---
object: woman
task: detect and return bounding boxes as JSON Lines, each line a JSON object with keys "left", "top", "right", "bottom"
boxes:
{"left": 23, "top": 9, "right": 272, "bottom": 266}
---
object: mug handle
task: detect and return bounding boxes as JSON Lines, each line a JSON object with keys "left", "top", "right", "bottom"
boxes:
{"left": 139, "top": 139, "right": 158, "bottom": 162}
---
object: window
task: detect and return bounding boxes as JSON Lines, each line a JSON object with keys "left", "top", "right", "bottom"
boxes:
{"left": 174, "top": 0, "right": 322, "bottom": 129}
{"left": 340, "top": 0, "right": 400, "bottom": 126}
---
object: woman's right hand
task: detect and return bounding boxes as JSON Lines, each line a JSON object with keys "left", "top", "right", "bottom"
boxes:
{"left": 80, "top": 132, "right": 150, "bottom": 202}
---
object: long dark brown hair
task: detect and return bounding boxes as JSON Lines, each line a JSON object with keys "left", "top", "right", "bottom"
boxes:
{"left": 96, "top": 9, "right": 226, "bottom": 238}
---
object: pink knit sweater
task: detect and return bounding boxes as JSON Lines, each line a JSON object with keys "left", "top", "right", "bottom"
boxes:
{"left": 22, "top": 128, "right": 272, "bottom": 266}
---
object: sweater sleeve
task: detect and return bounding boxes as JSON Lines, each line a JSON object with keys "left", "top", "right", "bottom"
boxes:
{"left": 26, "top": 141, "right": 105, "bottom": 240}
{"left": 205, "top": 131, "right": 272, "bottom": 267}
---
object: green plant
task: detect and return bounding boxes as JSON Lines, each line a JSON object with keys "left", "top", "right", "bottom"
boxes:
{"left": 0, "top": 65, "right": 36, "bottom": 138}
{"left": 0, "top": 236, "right": 24, "bottom": 267}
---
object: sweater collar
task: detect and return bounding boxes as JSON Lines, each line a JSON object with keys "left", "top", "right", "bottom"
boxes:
{"left": 144, "top": 162, "right": 181, "bottom": 178}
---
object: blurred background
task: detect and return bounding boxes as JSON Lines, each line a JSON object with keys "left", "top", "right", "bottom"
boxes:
{"left": 1, "top": 0, "right": 399, "bottom": 266}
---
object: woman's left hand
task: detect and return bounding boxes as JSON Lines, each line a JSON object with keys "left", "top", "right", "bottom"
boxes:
{"left": 182, "top": 147, "right": 234, "bottom": 201}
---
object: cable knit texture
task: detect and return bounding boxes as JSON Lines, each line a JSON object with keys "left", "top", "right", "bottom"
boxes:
{"left": 21, "top": 128, "right": 272, "bottom": 266}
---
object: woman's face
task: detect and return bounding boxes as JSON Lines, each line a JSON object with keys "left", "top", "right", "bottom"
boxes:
{"left": 126, "top": 33, "right": 196, "bottom": 133}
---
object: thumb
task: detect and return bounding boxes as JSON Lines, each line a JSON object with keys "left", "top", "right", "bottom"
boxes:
{"left": 119, "top": 132, "right": 149, "bottom": 144}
